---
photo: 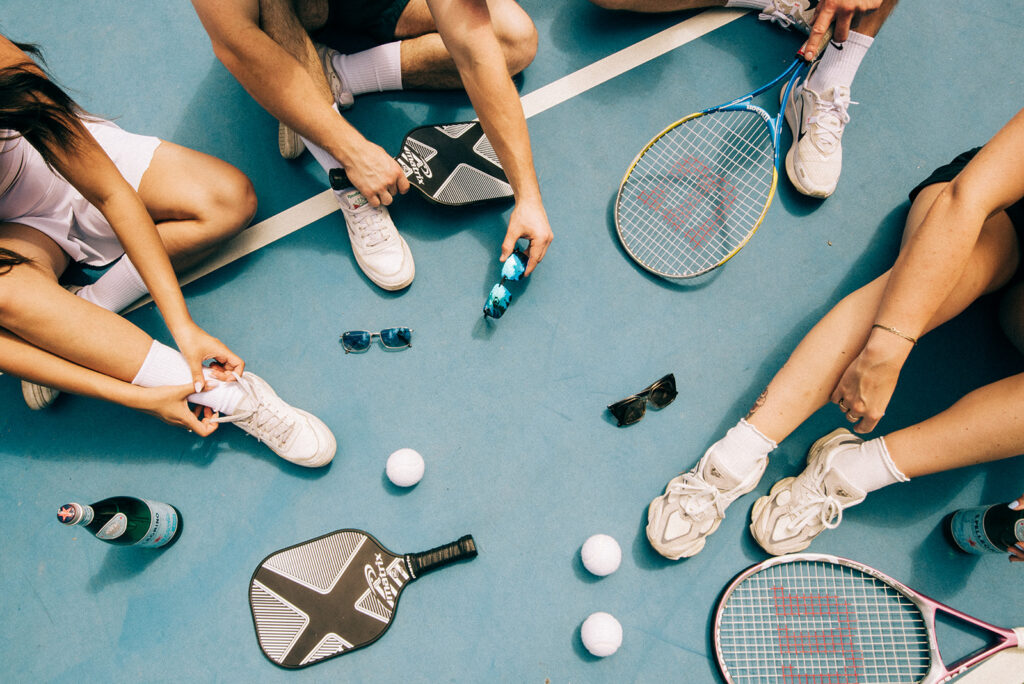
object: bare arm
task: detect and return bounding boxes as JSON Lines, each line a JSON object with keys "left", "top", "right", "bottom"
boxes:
{"left": 426, "top": 0, "right": 553, "bottom": 274}
{"left": 0, "top": 36, "right": 242, "bottom": 389}
{"left": 834, "top": 109, "right": 1024, "bottom": 430}
{"left": 190, "top": 0, "right": 406, "bottom": 206}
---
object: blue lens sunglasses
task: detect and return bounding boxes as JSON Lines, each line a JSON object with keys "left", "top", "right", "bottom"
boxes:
{"left": 340, "top": 327, "right": 413, "bottom": 353}
{"left": 483, "top": 250, "right": 528, "bottom": 319}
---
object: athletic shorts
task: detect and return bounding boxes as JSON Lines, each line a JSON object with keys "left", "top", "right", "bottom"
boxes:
{"left": 909, "top": 147, "right": 1024, "bottom": 235}
{"left": 0, "top": 118, "right": 161, "bottom": 266}
{"left": 318, "top": 0, "right": 412, "bottom": 43}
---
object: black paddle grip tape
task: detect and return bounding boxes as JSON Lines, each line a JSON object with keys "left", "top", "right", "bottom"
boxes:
{"left": 328, "top": 167, "right": 349, "bottom": 190}
{"left": 408, "top": 535, "right": 477, "bottom": 577}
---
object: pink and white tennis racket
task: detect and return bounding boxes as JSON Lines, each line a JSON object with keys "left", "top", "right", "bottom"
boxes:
{"left": 714, "top": 553, "right": 1023, "bottom": 683}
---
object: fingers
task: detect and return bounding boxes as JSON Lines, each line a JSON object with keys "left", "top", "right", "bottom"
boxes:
{"left": 1009, "top": 542, "right": 1024, "bottom": 563}
{"left": 499, "top": 232, "right": 517, "bottom": 263}
{"left": 185, "top": 402, "right": 219, "bottom": 437}
{"left": 801, "top": 7, "right": 835, "bottom": 61}
{"left": 523, "top": 238, "right": 550, "bottom": 277}
{"left": 1010, "top": 494, "right": 1024, "bottom": 511}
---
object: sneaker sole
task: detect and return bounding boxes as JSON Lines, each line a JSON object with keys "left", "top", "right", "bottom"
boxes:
{"left": 645, "top": 496, "right": 717, "bottom": 560}
{"left": 749, "top": 476, "right": 811, "bottom": 555}
{"left": 278, "top": 122, "right": 305, "bottom": 160}
{"left": 22, "top": 381, "right": 58, "bottom": 410}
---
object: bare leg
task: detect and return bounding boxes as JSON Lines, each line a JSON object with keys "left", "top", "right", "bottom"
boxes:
{"left": 883, "top": 373, "right": 1024, "bottom": 478}
{"left": 746, "top": 183, "right": 1020, "bottom": 443}
{"left": 849, "top": 0, "right": 897, "bottom": 38}
{"left": 0, "top": 226, "right": 152, "bottom": 383}
{"left": 999, "top": 281, "right": 1024, "bottom": 354}
{"left": 260, "top": 0, "right": 335, "bottom": 104}
{"left": 136, "top": 142, "right": 257, "bottom": 272}
{"left": 393, "top": 0, "right": 538, "bottom": 89}
{"left": 587, "top": 0, "right": 724, "bottom": 11}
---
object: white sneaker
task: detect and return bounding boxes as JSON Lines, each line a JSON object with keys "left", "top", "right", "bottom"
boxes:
{"left": 214, "top": 372, "right": 336, "bottom": 468}
{"left": 750, "top": 428, "right": 866, "bottom": 555}
{"left": 647, "top": 447, "right": 768, "bottom": 559}
{"left": 338, "top": 189, "right": 414, "bottom": 291}
{"left": 22, "top": 380, "right": 59, "bottom": 410}
{"left": 758, "top": 0, "right": 815, "bottom": 34}
{"left": 277, "top": 44, "right": 354, "bottom": 160}
{"left": 784, "top": 64, "right": 854, "bottom": 198}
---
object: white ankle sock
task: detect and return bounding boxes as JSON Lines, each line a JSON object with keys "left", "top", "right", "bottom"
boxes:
{"left": 708, "top": 418, "right": 778, "bottom": 477}
{"left": 807, "top": 31, "right": 873, "bottom": 92}
{"left": 131, "top": 340, "right": 246, "bottom": 415}
{"left": 77, "top": 255, "right": 147, "bottom": 313}
{"left": 726, "top": 0, "right": 770, "bottom": 10}
{"left": 831, "top": 436, "right": 909, "bottom": 494}
{"left": 331, "top": 42, "right": 403, "bottom": 96}
{"left": 299, "top": 104, "right": 355, "bottom": 201}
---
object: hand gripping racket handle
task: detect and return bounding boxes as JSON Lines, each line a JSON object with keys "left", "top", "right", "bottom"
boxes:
{"left": 328, "top": 168, "right": 350, "bottom": 190}
{"left": 407, "top": 535, "right": 477, "bottom": 578}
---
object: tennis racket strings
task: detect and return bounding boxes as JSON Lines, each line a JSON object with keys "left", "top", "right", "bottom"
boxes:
{"left": 716, "top": 559, "right": 931, "bottom": 683}
{"left": 617, "top": 107, "right": 777, "bottom": 278}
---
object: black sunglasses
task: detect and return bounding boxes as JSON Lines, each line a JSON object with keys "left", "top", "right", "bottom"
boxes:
{"left": 607, "top": 374, "right": 678, "bottom": 426}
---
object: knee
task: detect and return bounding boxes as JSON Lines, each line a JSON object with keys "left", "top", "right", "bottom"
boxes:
{"left": 494, "top": 6, "right": 538, "bottom": 75}
{"left": 0, "top": 260, "right": 43, "bottom": 319}
{"left": 205, "top": 169, "right": 258, "bottom": 240}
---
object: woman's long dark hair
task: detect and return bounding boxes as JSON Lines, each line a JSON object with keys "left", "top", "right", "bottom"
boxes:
{"left": 0, "top": 41, "right": 85, "bottom": 272}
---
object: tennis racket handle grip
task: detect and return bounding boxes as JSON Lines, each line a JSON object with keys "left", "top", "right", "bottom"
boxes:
{"left": 328, "top": 167, "right": 350, "bottom": 190}
{"left": 409, "top": 535, "right": 478, "bottom": 577}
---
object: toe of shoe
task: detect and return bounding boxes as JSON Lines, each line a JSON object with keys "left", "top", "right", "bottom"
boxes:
{"left": 786, "top": 148, "right": 840, "bottom": 198}
{"left": 361, "top": 241, "right": 415, "bottom": 291}
{"left": 288, "top": 412, "right": 337, "bottom": 467}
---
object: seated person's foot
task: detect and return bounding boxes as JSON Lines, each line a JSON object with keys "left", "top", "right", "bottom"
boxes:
{"left": 337, "top": 189, "right": 414, "bottom": 291}
{"left": 750, "top": 428, "right": 866, "bottom": 555}
{"left": 647, "top": 447, "right": 768, "bottom": 559}
{"left": 784, "top": 63, "right": 853, "bottom": 198}
{"left": 277, "top": 44, "right": 355, "bottom": 160}
{"left": 758, "top": 0, "right": 816, "bottom": 33}
{"left": 215, "top": 372, "right": 336, "bottom": 468}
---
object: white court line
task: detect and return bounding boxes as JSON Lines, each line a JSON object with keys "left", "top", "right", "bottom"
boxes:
{"left": 125, "top": 8, "right": 745, "bottom": 314}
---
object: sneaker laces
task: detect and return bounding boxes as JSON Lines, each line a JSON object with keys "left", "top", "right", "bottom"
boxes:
{"left": 348, "top": 203, "right": 392, "bottom": 249}
{"left": 214, "top": 372, "right": 297, "bottom": 448}
{"left": 806, "top": 89, "right": 856, "bottom": 153}
{"left": 668, "top": 471, "right": 730, "bottom": 519}
{"left": 785, "top": 460, "right": 846, "bottom": 532}
{"left": 758, "top": 0, "right": 805, "bottom": 30}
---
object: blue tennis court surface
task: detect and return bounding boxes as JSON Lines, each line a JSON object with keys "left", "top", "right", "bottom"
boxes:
{"left": 2, "top": 2, "right": 1022, "bottom": 681}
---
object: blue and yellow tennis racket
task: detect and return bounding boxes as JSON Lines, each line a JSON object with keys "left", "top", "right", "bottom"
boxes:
{"left": 615, "top": 52, "right": 819, "bottom": 279}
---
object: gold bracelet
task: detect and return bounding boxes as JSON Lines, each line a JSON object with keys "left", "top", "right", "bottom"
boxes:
{"left": 872, "top": 324, "right": 918, "bottom": 345}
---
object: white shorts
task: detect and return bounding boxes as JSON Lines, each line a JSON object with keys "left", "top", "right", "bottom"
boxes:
{"left": 0, "top": 118, "right": 162, "bottom": 266}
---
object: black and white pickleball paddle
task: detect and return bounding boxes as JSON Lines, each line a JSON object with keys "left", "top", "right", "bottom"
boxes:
{"left": 329, "top": 122, "right": 513, "bottom": 206}
{"left": 249, "top": 529, "right": 477, "bottom": 668}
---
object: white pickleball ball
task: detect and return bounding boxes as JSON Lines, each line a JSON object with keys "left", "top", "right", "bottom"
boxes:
{"left": 386, "top": 448, "right": 425, "bottom": 487}
{"left": 581, "top": 612, "right": 622, "bottom": 657}
{"left": 581, "top": 534, "right": 621, "bottom": 576}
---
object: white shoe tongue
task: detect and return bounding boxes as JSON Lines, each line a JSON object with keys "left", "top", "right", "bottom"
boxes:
{"left": 343, "top": 189, "right": 369, "bottom": 210}
{"left": 703, "top": 455, "right": 744, "bottom": 490}
{"left": 823, "top": 465, "right": 865, "bottom": 503}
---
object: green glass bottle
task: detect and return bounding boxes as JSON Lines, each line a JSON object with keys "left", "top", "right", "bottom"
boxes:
{"left": 945, "top": 502, "right": 1024, "bottom": 554}
{"left": 57, "top": 496, "right": 182, "bottom": 548}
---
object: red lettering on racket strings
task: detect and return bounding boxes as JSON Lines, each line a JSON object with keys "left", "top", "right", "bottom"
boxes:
{"left": 637, "top": 156, "right": 737, "bottom": 249}
{"left": 773, "top": 587, "right": 862, "bottom": 682}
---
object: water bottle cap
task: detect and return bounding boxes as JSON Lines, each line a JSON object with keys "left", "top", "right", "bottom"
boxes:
{"left": 57, "top": 503, "right": 84, "bottom": 525}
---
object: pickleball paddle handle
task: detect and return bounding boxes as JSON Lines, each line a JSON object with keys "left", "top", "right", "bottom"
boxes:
{"left": 328, "top": 167, "right": 350, "bottom": 190}
{"left": 408, "top": 535, "right": 477, "bottom": 578}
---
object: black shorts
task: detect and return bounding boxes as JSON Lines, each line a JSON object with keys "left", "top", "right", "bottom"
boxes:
{"left": 317, "top": 0, "right": 412, "bottom": 43}
{"left": 909, "top": 147, "right": 1024, "bottom": 234}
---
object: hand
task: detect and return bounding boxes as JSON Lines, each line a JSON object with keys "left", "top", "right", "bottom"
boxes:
{"left": 343, "top": 141, "right": 410, "bottom": 208}
{"left": 133, "top": 383, "right": 221, "bottom": 436}
{"left": 172, "top": 322, "right": 244, "bottom": 393}
{"left": 500, "top": 199, "right": 553, "bottom": 277}
{"left": 830, "top": 335, "right": 909, "bottom": 433}
{"left": 801, "top": 0, "right": 885, "bottom": 61}
{"left": 1010, "top": 494, "right": 1024, "bottom": 564}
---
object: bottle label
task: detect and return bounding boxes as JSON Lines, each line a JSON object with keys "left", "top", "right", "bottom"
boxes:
{"left": 135, "top": 499, "right": 179, "bottom": 548}
{"left": 96, "top": 513, "right": 129, "bottom": 541}
{"left": 950, "top": 506, "right": 1002, "bottom": 554}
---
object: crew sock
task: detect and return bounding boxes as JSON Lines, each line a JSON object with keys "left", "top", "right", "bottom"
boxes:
{"left": 131, "top": 340, "right": 245, "bottom": 415}
{"left": 332, "top": 42, "right": 403, "bottom": 95}
{"left": 76, "top": 255, "right": 147, "bottom": 313}
{"left": 830, "top": 435, "right": 909, "bottom": 494}
{"left": 806, "top": 30, "right": 873, "bottom": 92}
{"left": 707, "top": 418, "right": 777, "bottom": 479}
